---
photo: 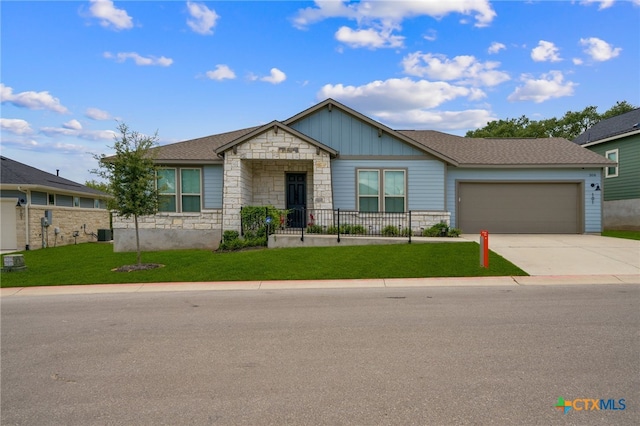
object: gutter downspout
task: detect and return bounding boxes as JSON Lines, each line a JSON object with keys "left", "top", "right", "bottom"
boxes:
{"left": 17, "top": 186, "right": 30, "bottom": 250}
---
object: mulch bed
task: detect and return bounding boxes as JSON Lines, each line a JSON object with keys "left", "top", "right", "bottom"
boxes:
{"left": 112, "top": 264, "right": 164, "bottom": 272}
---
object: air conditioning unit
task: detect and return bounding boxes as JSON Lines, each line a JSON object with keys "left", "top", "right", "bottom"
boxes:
{"left": 97, "top": 229, "right": 112, "bottom": 241}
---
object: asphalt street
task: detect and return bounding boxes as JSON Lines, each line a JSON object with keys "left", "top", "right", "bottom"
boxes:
{"left": 2, "top": 284, "right": 639, "bottom": 425}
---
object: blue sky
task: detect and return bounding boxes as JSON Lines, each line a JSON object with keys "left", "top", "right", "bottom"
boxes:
{"left": 2, "top": 0, "right": 639, "bottom": 184}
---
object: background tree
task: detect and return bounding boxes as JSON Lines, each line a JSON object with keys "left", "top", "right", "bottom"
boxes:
{"left": 92, "top": 123, "right": 160, "bottom": 266}
{"left": 466, "top": 100, "right": 637, "bottom": 139}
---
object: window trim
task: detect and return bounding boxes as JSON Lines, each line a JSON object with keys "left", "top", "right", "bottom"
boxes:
{"left": 357, "top": 168, "right": 407, "bottom": 213}
{"left": 605, "top": 149, "right": 618, "bottom": 178}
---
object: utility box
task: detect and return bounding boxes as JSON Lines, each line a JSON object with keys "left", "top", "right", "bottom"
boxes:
{"left": 3, "top": 254, "right": 26, "bottom": 272}
{"left": 97, "top": 229, "right": 112, "bottom": 241}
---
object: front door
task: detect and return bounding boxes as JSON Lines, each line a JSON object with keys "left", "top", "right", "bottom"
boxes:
{"left": 286, "top": 173, "right": 306, "bottom": 228}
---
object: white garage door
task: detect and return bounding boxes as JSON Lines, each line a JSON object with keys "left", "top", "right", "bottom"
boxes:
{"left": 1, "top": 199, "right": 18, "bottom": 250}
{"left": 458, "top": 182, "right": 581, "bottom": 234}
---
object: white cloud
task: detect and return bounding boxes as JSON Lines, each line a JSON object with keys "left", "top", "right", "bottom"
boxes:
{"left": 572, "top": 57, "right": 584, "bottom": 65}
{"left": 104, "top": 51, "right": 173, "bottom": 67}
{"left": 260, "top": 68, "right": 287, "bottom": 84}
{"left": 401, "top": 52, "right": 510, "bottom": 87}
{"left": 580, "top": 0, "right": 616, "bottom": 10}
{"left": 0, "top": 118, "right": 33, "bottom": 135}
{"left": 376, "top": 109, "right": 497, "bottom": 131}
{"left": 186, "top": 1, "right": 219, "bottom": 35}
{"left": 0, "top": 84, "right": 69, "bottom": 114}
{"left": 293, "top": 0, "right": 496, "bottom": 29}
{"left": 205, "top": 64, "right": 236, "bottom": 81}
{"left": 318, "top": 78, "right": 478, "bottom": 111}
{"left": 85, "top": 107, "right": 111, "bottom": 120}
{"left": 40, "top": 124, "right": 117, "bottom": 141}
{"left": 531, "top": 40, "right": 562, "bottom": 62}
{"left": 63, "top": 119, "right": 83, "bottom": 130}
{"left": 488, "top": 42, "right": 506, "bottom": 54}
{"left": 508, "top": 71, "right": 577, "bottom": 103}
{"left": 423, "top": 29, "right": 437, "bottom": 42}
{"left": 580, "top": 37, "right": 622, "bottom": 61}
{"left": 335, "top": 26, "right": 404, "bottom": 49}
{"left": 88, "top": 0, "right": 133, "bottom": 30}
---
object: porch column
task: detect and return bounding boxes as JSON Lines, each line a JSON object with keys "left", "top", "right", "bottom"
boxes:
{"left": 222, "top": 156, "right": 251, "bottom": 231}
{"left": 312, "top": 153, "right": 333, "bottom": 210}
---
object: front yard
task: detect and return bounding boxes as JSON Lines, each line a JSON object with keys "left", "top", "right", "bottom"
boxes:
{"left": 0, "top": 242, "right": 527, "bottom": 287}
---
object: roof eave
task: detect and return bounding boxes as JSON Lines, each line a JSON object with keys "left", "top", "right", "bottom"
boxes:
{"left": 580, "top": 128, "right": 640, "bottom": 147}
{"left": 0, "top": 183, "right": 111, "bottom": 198}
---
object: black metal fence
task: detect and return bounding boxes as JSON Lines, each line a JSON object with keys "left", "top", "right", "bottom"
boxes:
{"left": 271, "top": 208, "right": 414, "bottom": 242}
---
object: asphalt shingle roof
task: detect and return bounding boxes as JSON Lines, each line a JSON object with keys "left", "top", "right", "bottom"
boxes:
{"left": 150, "top": 127, "right": 260, "bottom": 161}
{"left": 573, "top": 108, "right": 640, "bottom": 145}
{"left": 0, "top": 156, "right": 107, "bottom": 197}
{"left": 398, "top": 131, "right": 613, "bottom": 167}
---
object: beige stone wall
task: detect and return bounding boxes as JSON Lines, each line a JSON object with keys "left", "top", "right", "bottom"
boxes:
{"left": 113, "top": 210, "right": 223, "bottom": 231}
{"left": 221, "top": 128, "right": 334, "bottom": 231}
{"left": 16, "top": 205, "right": 110, "bottom": 250}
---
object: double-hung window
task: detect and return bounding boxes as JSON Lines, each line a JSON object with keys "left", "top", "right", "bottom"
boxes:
{"left": 158, "top": 168, "right": 177, "bottom": 212}
{"left": 357, "top": 169, "right": 406, "bottom": 212}
{"left": 605, "top": 149, "right": 618, "bottom": 178}
{"left": 181, "top": 169, "right": 201, "bottom": 212}
{"left": 157, "top": 168, "right": 202, "bottom": 212}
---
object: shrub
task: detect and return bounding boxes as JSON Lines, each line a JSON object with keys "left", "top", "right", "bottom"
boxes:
{"left": 400, "top": 227, "right": 413, "bottom": 237}
{"left": 448, "top": 228, "right": 461, "bottom": 237}
{"left": 382, "top": 225, "right": 400, "bottom": 237}
{"left": 223, "top": 230, "right": 239, "bottom": 242}
{"left": 422, "top": 222, "right": 459, "bottom": 237}
{"left": 327, "top": 225, "right": 339, "bottom": 234}
{"left": 306, "top": 224, "right": 324, "bottom": 234}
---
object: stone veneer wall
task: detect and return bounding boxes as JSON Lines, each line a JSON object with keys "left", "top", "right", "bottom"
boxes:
{"left": 112, "top": 211, "right": 223, "bottom": 252}
{"left": 15, "top": 205, "right": 109, "bottom": 250}
{"left": 222, "top": 128, "right": 333, "bottom": 231}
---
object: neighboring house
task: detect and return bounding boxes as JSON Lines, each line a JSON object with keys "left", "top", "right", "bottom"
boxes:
{"left": 112, "top": 99, "right": 614, "bottom": 251}
{"left": 573, "top": 108, "right": 640, "bottom": 230}
{"left": 0, "top": 156, "right": 111, "bottom": 251}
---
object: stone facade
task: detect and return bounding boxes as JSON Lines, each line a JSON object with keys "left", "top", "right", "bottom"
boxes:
{"left": 222, "top": 128, "right": 333, "bottom": 231}
{"left": 112, "top": 211, "right": 222, "bottom": 251}
{"left": 15, "top": 205, "right": 109, "bottom": 250}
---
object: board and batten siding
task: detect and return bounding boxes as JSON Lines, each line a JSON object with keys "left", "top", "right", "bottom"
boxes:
{"left": 586, "top": 135, "right": 640, "bottom": 201}
{"left": 290, "top": 108, "right": 424, "bottom": 156}
{"left": 332, "top": 159, "right": 446, "bottom": 211}
{"left": 446, "top": 168, "right": 604, "bottom": 233}
{"left": 203, "top": 164, "right": 223, "bottom": 209}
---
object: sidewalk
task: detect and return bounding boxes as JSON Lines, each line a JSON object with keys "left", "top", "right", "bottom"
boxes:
{"left": 2, "top": 274, "right": 638, "bottom": 297}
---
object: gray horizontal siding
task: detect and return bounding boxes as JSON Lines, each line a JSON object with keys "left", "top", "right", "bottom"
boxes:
{"left": 203, "top": 165, "right": 223, "bottom": 209}
{"left": 332, "top": 159, "right": 445, "bottom": 211}
{"left": 446, "top": 168, "right": 603, "bottom": 232}
{"left": 291, "top": 108, "right": 425, "bottom": 156}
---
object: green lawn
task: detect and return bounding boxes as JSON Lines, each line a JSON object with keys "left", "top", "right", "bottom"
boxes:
{"left": 602, "top": 230, "right": 640, "bottom": 241}
{"left": 0, "top": 242, "right": 527, "bottom": 288}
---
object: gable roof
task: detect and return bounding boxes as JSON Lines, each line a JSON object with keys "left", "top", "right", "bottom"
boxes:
{"left": 400, "top": 131, "right": 614, "bottom": 168}
{"left": 143, "top": 98, "right": 614, "bottom": 168}
{"left": 283, "top": 98, "right": 458, "bottom": 164}
{"left": 573, "top": 108, "right": 640, "bottom": 146}
{"left": 0, "top": 156, "right": 108, "bottom": 197}
{"left": 150, "top": 126, "right": 260, "bottom": 163}
{"left": 214, "top": 121, "right": 339, "bottom": 157}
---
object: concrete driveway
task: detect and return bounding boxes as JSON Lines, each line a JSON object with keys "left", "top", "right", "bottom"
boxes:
{"left": 462, "top": 234, "right": 640, "bottom": 276}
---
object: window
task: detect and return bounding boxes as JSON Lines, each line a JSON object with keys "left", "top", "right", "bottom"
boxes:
{"left": 156, "top": 168, "right": 202, "bottom": 212}
{"left": 605, "top": 149, "right": 618, "bottom": 178}
{"left": 357, "top": 169, "right": 406, "bottom": 212}
{"left": 48, "top": 194, "right": 55, "bottom": 205}
{"left": 73, "top": 196, "right": 80, "bottom": 207}
{"left": 157, "top": 168, "right": 177, "bottom": 212}
{"left": 181, "top": 169, "right": 201, "bottom": 212}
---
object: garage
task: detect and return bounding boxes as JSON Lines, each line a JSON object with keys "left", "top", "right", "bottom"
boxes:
{"left": 1, "top": 198, "right": 18, "bottom": 250}
{"left": 457, "top": 182, "right": 582, "bottom": 234}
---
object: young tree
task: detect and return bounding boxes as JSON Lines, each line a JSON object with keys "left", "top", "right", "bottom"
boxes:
{"left": 92, "top": 123, "right": 160, "bottom": 266}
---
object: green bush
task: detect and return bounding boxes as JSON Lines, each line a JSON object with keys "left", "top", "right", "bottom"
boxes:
{"left": 327, "top": 225, "right": 339, "bottom": 234}
{"left": 400, "top": 227, "right": 413, "bottom": 237}
{"left": 422, "top": 222, "right": 459, "bottom": 237}
{"left": 382, "top": 225, "right": 400, "bottom": 236}
{"left": 223, "top": 230, "right": 240, "bottom": 242}
{"left": 306, "top": 224, "right": 324, "bottom": 234}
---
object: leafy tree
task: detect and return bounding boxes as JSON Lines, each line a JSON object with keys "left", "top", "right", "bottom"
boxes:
{"left": 466, "top": 101, "right": 637, "bottom": 140}
{"left": 92, "top": 123, "right": 160, "bottom": 265}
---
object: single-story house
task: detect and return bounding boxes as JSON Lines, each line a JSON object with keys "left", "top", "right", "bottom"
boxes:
{"left": 112, "top": 99, "right": 614, "bottom": 251}
{"left": 573, "top": 108, "right": 640, "bottom": 230}
{"left": 0, "top": 156, "right": 111, "bottom": 251}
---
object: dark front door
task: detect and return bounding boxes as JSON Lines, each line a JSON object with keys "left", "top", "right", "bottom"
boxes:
{"left": 286, "top": 173, "right": 306, "bottom": 228}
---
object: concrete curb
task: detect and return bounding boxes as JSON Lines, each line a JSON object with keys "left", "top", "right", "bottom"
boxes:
{"left": 2, "top": 274, "right": 638, "bottom": 297}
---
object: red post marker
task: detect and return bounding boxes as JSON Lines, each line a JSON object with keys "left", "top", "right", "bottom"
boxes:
{"left": 480, "top": 230, "right": 489, "bottom": 268}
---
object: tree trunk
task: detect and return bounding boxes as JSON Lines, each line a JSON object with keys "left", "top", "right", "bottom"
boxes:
{"left": 134, "top": 214, "right": 141, "bottom": 265}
